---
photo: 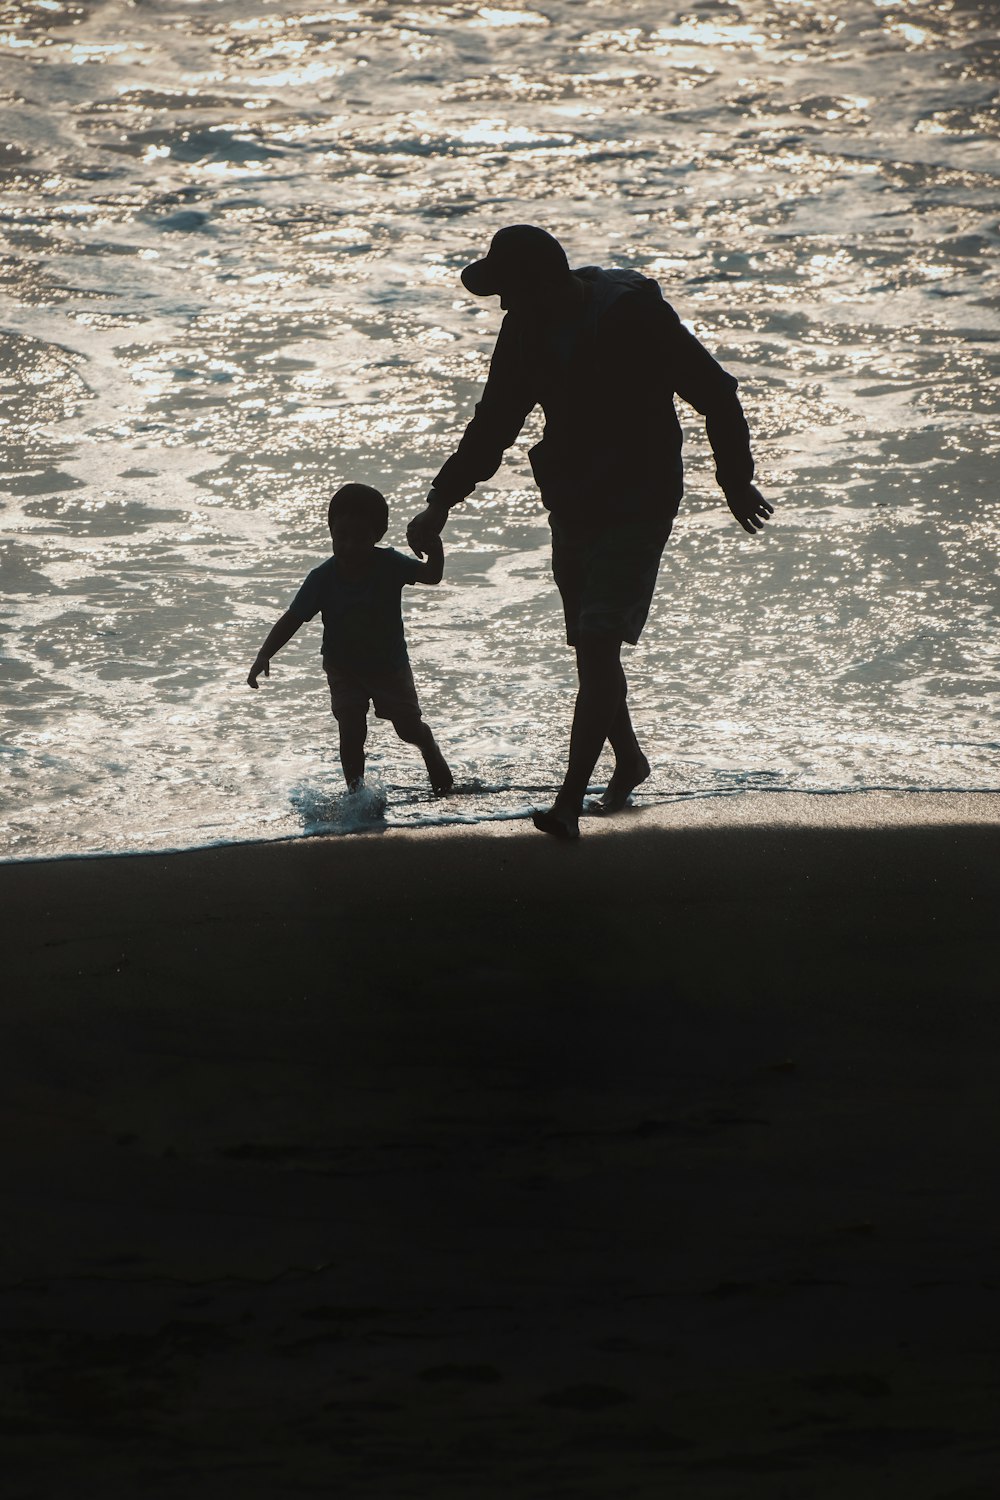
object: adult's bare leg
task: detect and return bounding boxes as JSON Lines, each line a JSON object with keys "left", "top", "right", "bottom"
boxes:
{"left": 600, "top": 686, "right": 651, "bottom": 813}
{"left": 532, "top": 633, "right": 625, "bottom": 839}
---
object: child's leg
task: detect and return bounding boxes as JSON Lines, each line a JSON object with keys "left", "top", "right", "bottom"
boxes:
{"left": 391, "top": 711, "right": 453, "bottom": 795}
{"left": 337, "top": 706, "right": 368, "bottom": 790}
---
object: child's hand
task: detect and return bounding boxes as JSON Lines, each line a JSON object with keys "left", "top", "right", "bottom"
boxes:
{"left": 247, "top": 656, "right": 269, "bottom": 690}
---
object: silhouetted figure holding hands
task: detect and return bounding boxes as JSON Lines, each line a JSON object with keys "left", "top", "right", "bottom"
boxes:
{"left": 250, "top": 483, "right": 452, "bottom": 797}
{"left": 408, "top": 226, "right": 771, "bottom": 837}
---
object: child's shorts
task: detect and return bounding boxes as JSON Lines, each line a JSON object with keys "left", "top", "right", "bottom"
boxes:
{"left": 323, "top": 661, "right": 422, "bottom": 723}
{"left": 549, "top": 513, "right": 672, "bottom": 647}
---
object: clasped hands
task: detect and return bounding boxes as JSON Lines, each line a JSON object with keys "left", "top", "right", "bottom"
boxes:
{"left": 406, "top": 491, "right": 450, "bottom": 558}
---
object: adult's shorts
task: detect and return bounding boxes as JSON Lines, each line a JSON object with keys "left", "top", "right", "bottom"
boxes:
{"left": 548, "top": 513, "right": 672, "bottom": 647}
{"left": 324, "top": 660, "right": 422, "bottom": 723}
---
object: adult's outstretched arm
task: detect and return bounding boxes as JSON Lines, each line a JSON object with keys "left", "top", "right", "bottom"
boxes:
{"left": 673, "top": 326, "right": 773, "bottom": 532}
{"left": 407, "top": 314, "right": 536, "bottom": 555}
{"left": 724, "top": 482, "right": 773, "bottom": 534}
{"left": 628, "top": 296, "right": 772, "bottom": 529}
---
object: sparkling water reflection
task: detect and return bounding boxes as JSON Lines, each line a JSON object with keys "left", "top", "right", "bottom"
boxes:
{"left": 1, "top": 0, "right": 998, "bottom": 859}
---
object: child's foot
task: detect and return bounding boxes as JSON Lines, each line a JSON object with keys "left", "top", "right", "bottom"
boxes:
{"left": 531, "top": 805, "right": 580, "bottom": 841}
{"left": 423, "top": 745, "right": 454, "bottom": 796}
{"left": 342, "top": 778, "right": 386, "bottom": 818}
{"left": 598, "top": 752, "right": 651, "bottom": 813}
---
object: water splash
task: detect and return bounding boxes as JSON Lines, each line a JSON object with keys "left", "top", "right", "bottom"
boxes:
{"left": 290, "top": 777, "right": 388, "bottom": 836}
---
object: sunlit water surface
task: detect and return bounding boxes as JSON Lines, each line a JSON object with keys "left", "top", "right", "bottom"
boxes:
{"left": 2, "top": 0, "right": 998, "bottom": 859}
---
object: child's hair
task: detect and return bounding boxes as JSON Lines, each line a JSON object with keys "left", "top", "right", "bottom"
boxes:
{"left": 328, "top": 482, "right": 389, "bottom": 538}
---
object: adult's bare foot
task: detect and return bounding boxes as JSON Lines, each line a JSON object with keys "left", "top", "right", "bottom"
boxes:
{"left": 598, "top": 752, "right": 650, "bottom": 813}
{"left": 531, "top": 806, "right": 580, "bottom": 840}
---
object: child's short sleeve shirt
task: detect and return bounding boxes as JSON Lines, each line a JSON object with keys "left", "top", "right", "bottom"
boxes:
{"left": 290, "top": 547, "right": 424, "bottom": 673}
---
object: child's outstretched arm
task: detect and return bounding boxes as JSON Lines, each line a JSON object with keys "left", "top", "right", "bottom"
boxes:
{"left": 248, "top": 610, "right": 303, "bottom": 688}
{"left": 413, "top": 532, "right": 444, "bottom": 585}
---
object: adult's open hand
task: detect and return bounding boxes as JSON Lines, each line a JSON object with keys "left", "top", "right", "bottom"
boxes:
{"left": 406, "top": 493, "right": 450, "bottom": 558}
{"left": 726, "top": 483, "right": 773, "bottom": 534}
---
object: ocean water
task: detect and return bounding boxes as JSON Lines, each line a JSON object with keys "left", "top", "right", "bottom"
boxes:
{"left": 1, "top": 0, "right": 998, "bottom": 860}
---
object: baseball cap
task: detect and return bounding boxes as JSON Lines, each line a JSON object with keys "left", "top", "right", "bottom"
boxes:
{"left": 461, "top": 224, "right": 571, "bottom": 296}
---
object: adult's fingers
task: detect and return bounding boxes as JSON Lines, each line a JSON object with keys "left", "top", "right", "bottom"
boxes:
{"left": 406, "top": 519, "right": 428, "bottom": 557}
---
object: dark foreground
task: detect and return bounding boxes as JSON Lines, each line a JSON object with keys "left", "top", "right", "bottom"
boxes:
{"left": 2, "top": 795, "right": 999, "bottom": 1499}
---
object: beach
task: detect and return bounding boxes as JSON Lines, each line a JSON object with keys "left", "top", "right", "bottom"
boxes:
{"left": 4, "top": 1, "right": 999, "bottom": 1490}
{"left": 3, "top": 793, "right": 999, "bottom": 1497}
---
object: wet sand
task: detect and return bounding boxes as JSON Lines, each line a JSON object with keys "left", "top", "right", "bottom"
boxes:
{"left": 2, "top": 792, "right": 999, "bottom": 1498}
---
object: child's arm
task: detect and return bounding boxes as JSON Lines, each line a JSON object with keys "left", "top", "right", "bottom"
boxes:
{"left": 247, "top": 610, "right": 303, "bottom": 688}
{"left": 411, "top": 532, "right": 444, "bottom": 585}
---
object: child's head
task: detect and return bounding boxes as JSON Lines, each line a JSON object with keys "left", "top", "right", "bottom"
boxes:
{"left": 327, "top": 483, "right": 389, "bottom": 557}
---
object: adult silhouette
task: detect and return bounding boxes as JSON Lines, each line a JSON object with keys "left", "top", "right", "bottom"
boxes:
{"left": 408, "top": 225, "right": 772, "bottom": 837}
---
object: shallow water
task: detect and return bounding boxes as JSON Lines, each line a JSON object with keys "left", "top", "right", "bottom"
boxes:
{"left": 1, "top": 0, "right": 998, "bottom": 859}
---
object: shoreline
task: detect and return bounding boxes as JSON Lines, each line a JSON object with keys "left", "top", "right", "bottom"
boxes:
{"left": 4, "top": 785, "right": 1000, "bottom": 870}
{"left": 4, "top": 792, "right": 1000, "bottom": 1494}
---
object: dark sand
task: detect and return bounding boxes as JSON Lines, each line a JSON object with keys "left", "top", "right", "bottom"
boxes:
{"left": 2, "top": 792, "right": 999, "bottom": 1498}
